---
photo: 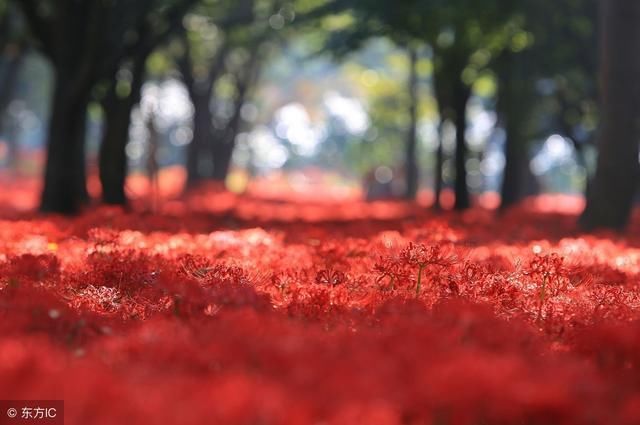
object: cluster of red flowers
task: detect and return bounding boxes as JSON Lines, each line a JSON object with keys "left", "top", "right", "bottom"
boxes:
{"left": 1, "top": 193, "right": 640, "bottom": 424}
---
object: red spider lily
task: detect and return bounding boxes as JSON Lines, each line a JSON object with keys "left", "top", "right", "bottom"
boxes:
{"left": 0, "top": 193, "right": 637, "bottom": 424}
{"left": 374, "top": 254, "right": 411, "bottom": 291}
{"left": 524, "top": 254, "right": 572, "bottom": 320}
{"left": 315, "top": 268, "right": 347, "bottom": 286}
{"left": 399, "top": 243, "right": 457, "bottom": 296}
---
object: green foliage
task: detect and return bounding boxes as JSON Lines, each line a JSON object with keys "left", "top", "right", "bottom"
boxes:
{"left": 339, "top": 43, "right": 437, "bottom": 177}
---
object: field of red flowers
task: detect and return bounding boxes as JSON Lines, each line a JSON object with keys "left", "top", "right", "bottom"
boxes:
{"left": 1, "top": 188, "right": 640, "bottom": 424}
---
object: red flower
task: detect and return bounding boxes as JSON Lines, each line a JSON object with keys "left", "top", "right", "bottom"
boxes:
{"left": 315, "top": 268, "right": 346, "bottom": 286}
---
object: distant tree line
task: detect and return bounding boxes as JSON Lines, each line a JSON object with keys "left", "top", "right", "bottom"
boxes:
{"left": 0, "top": 0, "right": 638, "bottom": 230}
{"left": 323, "top": 0, "right": 598, "bottom": 211}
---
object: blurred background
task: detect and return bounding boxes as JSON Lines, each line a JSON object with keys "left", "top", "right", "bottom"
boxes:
{"left": 1, "top": 0, "right": 633, "bottom": 228}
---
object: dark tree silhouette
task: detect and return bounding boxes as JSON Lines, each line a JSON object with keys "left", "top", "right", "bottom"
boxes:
{"left": 99, "top": 53, "right": 149, "bottom": 206}
{"left": 0, "top": 3, "right": 25, "bottom": 166}
{"left": 17, "top": 0, "right": 196, "bottom": 212}
{"left": 180, "top": 0, "right": 276, "bottom": 187}
{"left": 98, "top": 0, "right": 196, "bottom": 205}
{"left": 180, "top": 35, "right": 231, "bottom": 186}
{"left": 451, "top": 68, "right": 471, "bottom": 210}
{"left": 431, "top": 50, "right": 470, "bottom": 211}
{"left": 19, "top": 0, "right": 111, "bottom": 212}
{"left": 581, "top": 0, "right": 640, "bottom": 230}
{"left": 495, "top": 0, "right": 597, "bottom": 210}
{"left": 497, "top": 51, "right": 536, "bottom": 210}
{"left": 404, "top": 46, "right": 419, "bottom": 200}
{"left": 211, "top": 45, "right": 261, "bottom": 181}
{"left": 323, "top": 0, "right": 518, "bottom": 210}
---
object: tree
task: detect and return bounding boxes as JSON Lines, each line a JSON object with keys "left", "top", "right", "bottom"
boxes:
{"left": 492, "top": 11, "right": 538, "bottom": 210}
{"left": 580, "top": 1, "right": 640, "bottom": 230}
{"left": 495, "top": 0, "right": 597, "bottom": 210}
{"left": 404, "top": 45, "right": 419, "bottom": 199}
{"left": 321, "top": 7, "right": 428, "bottom": 200}
{"left": 323, "top": 0, "right": 518, "bottom": 209}
{"left": 16, "top": 0, "right": 196, "bottom": 212}
{"left": 179, "top": 24, "right": 231, "bottom": 187}
{"left": 180, "top": 0, "right": 296, "bottom": 187}
{"left": 496, "top": 51, "right": 537, "bottom": 210}
{"left": 98, "top": 0, "right": 197, "bottom": 205}
{"left": 433, "top": 45, "right": 473, "bottom": 210}
{"left": 338, "top": 46, "right": 435, "bottom": 190}
{"left": 0, "top": 2, "right": 27, "bottom": 166}
{"left": 17, "top": 0, "right": 110, "bottom": 212}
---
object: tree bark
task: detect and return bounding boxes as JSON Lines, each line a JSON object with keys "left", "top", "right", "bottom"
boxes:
{"left": 0, "top": 49, "right": 23, "bottom": 124}
{"left": 99, "top": 56, "right": 147, "bottom": 205}
{"left": 500, "top": 123, "right": 529, "bottom": 209}
{"left": 22, "top": 0, "right": 106, "bottom": 213}
{"left": 0, "top": 46, "right": 24, "bottom": 166}
{"left": 433, "top": 118, "right": 445, "bottom": 211}
{"left": 210, "top": 44, "right": 261, "bottom": 182}
{"left": 182, "top": 38, "right": 230, "bottom": 187}
{"left": 580, "top": 0, "right": 640, "bottom": 230}
{"left": 404, "top": 46, "right": 419, "bottom": 200}
{"left": 499, "top": 53, "right": 536, "bottom": 210}
{"left": 40, "top": 72, "right": 89, "bottom": 213}
{"left": 453, "top": 82, "right": 471, "bottom": 210}
{"left": 186, "top": 91, "right": 214, "bottom": 184}
{"left": 21, "top": 0, "right": 196, "bottom": 213}
{"left": 211, "top": 133, "right": 235, "bottom": 181}
{"left": 100, "top": 92, "right": 131, "bottom": 205}
{"left": 73, "top": 100, "right": 89, "bottom": 204}
{"left": 432, "top": 64, "right": 450, "bottom": 212}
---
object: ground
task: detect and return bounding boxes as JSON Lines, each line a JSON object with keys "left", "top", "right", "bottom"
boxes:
{"left": 0, "top": 186, "right": 639, "bottom": 424}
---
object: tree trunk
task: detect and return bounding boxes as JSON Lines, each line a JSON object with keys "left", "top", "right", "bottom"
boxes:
{"left": 500, "top": 124, "right": 528, "bottom": 209}
{"left": 73, "top": 101, "right": 89, "bottom": 203}
{"left": 181, "top": 38, "right": 229, "bottom": 188}
{"left": 433, "top": 118, "right": 445, "bottom": 210}
{"left": 453, "top": 83, "right": 471, "bottom": 210}
{"left": 29, "top": 1, "right": 106, "bottom": 213}
{"left": 581, "top": 0, "right": 640, "bottom": 230}
{"left": 40, "top": 72, "right": 89, "bottom": 213}
{"left": 186, "top": 91, "right": 213, "bottom": 185}
{"left": 212, "top": 133, "right": 235, "bottom": 181}
{"left": 210, "top": 47, "right": 261, "bottom": 182}
{"left": 100, "top": 91, "right": 132, "bottom": 205}
{"left": 499, "top": 53, "right": 536, "bottom": 210}
{"left": 0, "top": 49, "right": 23, "bottom": 123}
{"left": 405, "top": 46, "right": 419, "bottom": 200}
{"left": 0, "top": 3, "right": 25, "bottom": 167}
{"left": 432, "top": 64, "right": 450, "bottom": 212}
{"left": 0, "top": 46, "right": 24, "bottom": 166}
{"left": 99, "top": 56, "right": 147, "bottom": 205}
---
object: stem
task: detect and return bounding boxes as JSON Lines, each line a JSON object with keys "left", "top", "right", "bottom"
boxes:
{"left": 537, "top": 274, "right": 547, "bottom": 321}
{"left": 416, "top": 264, "right": 425, "bottom": 297}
